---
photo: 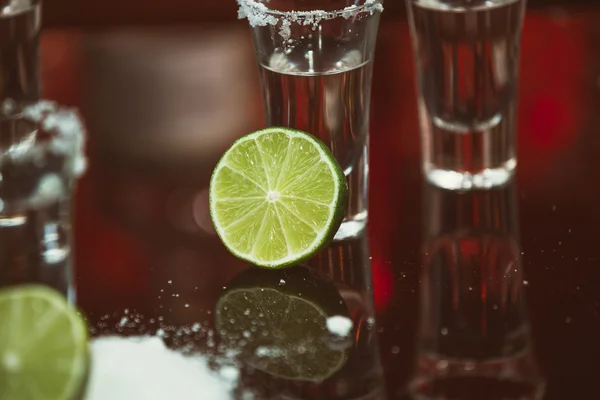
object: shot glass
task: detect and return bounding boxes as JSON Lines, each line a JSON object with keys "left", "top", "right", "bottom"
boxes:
{"left": 0, "top": 100, "right": 87, "bottom": 302}
{"left": 237, "top": 0, "right": 384, "bottom": 240}
{"left": 411, "top": 181, "right": 545, "bottom": 399}
{"left": 406, "top": 0, "right": 527, "bottom": 190}
{"left": 0, "top": 0, "right": 41, "bottom": 101}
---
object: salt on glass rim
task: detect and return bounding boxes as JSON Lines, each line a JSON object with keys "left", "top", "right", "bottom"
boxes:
{"left": 237, "top": 0, "right": 384, "bottom": 27}
{"left": 1, "top": 99, "right": 87, "bottom": 178}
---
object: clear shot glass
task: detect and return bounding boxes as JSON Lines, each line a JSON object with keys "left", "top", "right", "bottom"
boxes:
{"left": 237, "top": 0, "right": 384, "bottom": 240}
{"left": 406, "top": 0, "right": 527, "bottom": 190}
{"left": 0, "top": 100, "right": 87, "bottom": 303}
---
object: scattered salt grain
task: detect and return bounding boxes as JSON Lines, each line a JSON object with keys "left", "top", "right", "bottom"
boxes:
{"left": 326, "top": 315, "right": 353, "bottom": 337}
{"left": 85, "top": 336, "right": 236, "bottom": 400}
{"left": 255, "top": 346, "right": 285, "bottom": 358}
{"left": 364, "top": 317, "right": 376, "bottom": 330}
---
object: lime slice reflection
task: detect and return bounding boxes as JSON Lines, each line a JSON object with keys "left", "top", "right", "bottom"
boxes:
{"left": 215, "top": 266, "right": 351, "bottom": 383}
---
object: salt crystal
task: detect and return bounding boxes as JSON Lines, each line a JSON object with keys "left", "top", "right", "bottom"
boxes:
{"left": 326, "top": 315, "right": 353, "bottom": 337}
{"left": 85, "top": 336, "right": 236, "bottom": 400}
{"left": 279, "top": 19, "right": 291, "bottom": 41}
{"left": 366, "top": 317, "right": 376, "bottom": 328}
{"left": 1, "top": 100, "right": 87, "bottom": 179}
{"left": 219, "top": 365, "right": 240, "bottom": 388}
{"left": 236, "top": 0, "right": 277, "bottom": 27}
{"left": 366, "top": 0, "right": 384, "bottom": 14}
{"left": 255, "top": 346, "right": 285, "bottom": 358}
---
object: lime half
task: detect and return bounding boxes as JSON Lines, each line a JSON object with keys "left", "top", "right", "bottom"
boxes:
{"left": 209, "top": 127, "right": 347, "bottom": 268}
{"left": 215, "top": 266, "right": 350, "bottom": 382}
{"left": 0, "top": 285, "right": 88, "bottom": 400}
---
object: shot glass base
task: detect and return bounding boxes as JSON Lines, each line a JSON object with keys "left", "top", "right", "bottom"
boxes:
{"left": 334, "top": 211, "right": 368, "bottom": 241}
{"left": 424, "top": 159, "right": 517, "bottom": 191}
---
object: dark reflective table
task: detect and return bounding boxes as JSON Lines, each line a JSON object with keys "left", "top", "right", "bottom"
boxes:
{"left": 34, "top": 4, "right": 600, "bottom": 399}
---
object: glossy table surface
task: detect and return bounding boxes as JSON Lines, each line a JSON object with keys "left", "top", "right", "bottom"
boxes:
{"left": 37, "top": 5, "right": 600, "bottom": 399}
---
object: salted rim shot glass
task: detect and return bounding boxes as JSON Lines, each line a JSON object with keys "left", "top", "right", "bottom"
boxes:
{"left": 0, "top": 100, "right": 87, "bottom": 303}
{"left": 237, "top": 0, "right": 384, "bottom": 240}
{"left": 406, "top": 0, "right": 527, "bottom": 190}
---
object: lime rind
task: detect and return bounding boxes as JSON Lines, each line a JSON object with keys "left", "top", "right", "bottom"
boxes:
{"left": 0, "top": 285, "right": 88, "bottom": 400}
{"left": 209, "top": 127, "right": 347, "bottom": 268}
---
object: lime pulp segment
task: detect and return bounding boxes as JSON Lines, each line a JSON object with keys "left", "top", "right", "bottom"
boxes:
{"left": 0, "top": 285, "right": 88, "bottom": 400}
{"left": 210, "top": 127, "right": 347, "bottom": 268}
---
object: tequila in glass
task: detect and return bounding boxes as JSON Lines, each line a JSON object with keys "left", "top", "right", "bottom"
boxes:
{"left": 238, "top": 0, "right": 383, "bottom": 239}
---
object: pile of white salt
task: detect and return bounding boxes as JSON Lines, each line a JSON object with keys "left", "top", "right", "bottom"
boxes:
{"left": 85, "top": 336, "right": 238, "bottom": 400}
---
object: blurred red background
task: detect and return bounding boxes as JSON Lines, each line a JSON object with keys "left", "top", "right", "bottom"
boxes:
{"left": 43, "top": 0, "right": 597, "bottom": 27}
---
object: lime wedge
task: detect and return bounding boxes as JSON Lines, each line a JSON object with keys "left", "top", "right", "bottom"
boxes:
{"left": 0, "top": 285, "right": 88, "bottom": 400}
{"left": 215, "top": 266, "right": 350, "bottom": 383}
{"left": 209, "top": 127, "right": 347, "bottom": 268}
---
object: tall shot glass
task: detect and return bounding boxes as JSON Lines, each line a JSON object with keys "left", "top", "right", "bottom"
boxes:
{"left": 237, "top": 0, "right": 384, "bottom": 240}
{"left": 406, "top": 0, "right": 527, "bottom": 190}
{"left": 0, "top": 100, "right": 87, "bottom": 302}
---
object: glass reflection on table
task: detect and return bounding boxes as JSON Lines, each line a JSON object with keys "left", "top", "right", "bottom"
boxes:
{"left": 410, "top": 181, "right": 545, "bottom": 400}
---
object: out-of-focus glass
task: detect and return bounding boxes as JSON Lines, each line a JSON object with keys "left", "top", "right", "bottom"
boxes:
{"left": 0, "top": 100, "right": 87, "bottom": 302}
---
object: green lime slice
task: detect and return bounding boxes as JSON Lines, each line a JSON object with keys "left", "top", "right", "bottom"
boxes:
{"left": 215, "top": 266, "right": 350, "bottom": 383}
{"left": 209, "top": 127, "right": 347, "bottom": 268}
{"left": 0, "top": 285, "right": 88, "bottom": 400}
